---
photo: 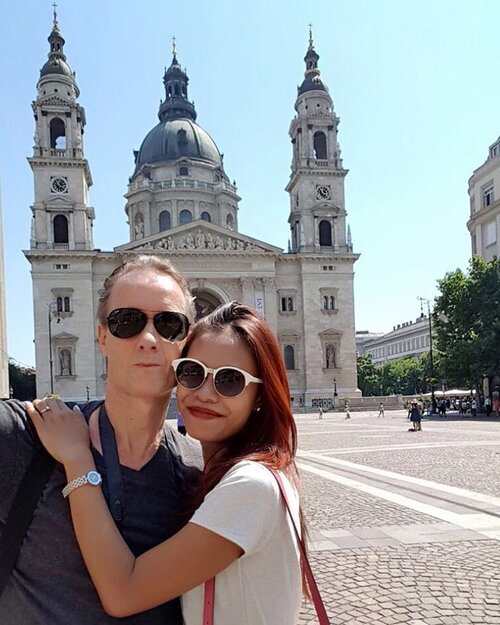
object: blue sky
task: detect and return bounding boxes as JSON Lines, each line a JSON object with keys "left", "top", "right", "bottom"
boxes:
{"left": 1, "top": 0, "right": 499, "bottom": 367}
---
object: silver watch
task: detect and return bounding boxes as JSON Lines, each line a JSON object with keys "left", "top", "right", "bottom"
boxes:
{"left": 62, "top": 470, "right": 102, "bottom": 498}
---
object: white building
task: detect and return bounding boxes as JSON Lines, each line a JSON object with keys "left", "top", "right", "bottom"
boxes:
{"left": 24, "top": 17, "right": 360, "bottom": 407}
{"left": 355, "top": 330, "right": 384, "bottom": 355}
{"left": 468, "top": 136, "right": 500, "bottom": 262}
{"left": 0, "top": 178, "right": 9, "bottom": 398}
{"left": 363, "top": 316, "right": 430, "bottom": 365}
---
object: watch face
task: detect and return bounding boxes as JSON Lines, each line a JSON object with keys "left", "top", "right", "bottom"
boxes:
{"left": 316, "top": 185, "right": 331, "bottom": 200}
{"left": 51, "top": 177, "right": 68, "bottom": 194}
{"left": 87, "top": 471, "right": 102, "bottom": 486}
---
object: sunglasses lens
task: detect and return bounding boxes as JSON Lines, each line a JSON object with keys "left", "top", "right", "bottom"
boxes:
{"left": 107, "top": 308, "right": 147, "bottom": 338}
{"left": 214, "top": 368, "right": 246, "bottom": 397}
{"left": 176, "top": 360, "right": 205, "bottom": 389}
{"left": 155, "top": 312, "right": 189, "bottom": 342}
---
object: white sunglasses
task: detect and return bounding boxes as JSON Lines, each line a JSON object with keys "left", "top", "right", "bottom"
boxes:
{"left": 172, "top": 358, "right": 262, "bottom": 398}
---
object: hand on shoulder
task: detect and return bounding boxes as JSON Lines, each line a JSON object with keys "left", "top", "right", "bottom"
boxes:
{"left": 25, "top": 398, "right": 90, "bottom": 465}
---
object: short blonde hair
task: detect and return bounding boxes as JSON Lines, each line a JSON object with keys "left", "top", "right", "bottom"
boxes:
{"left": 97, "top": 255, "right": 195, "bottom": 325}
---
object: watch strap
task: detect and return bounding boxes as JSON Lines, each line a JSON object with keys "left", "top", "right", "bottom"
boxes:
{"left": 62, "top": 474, "right": 89, "bottom": 498}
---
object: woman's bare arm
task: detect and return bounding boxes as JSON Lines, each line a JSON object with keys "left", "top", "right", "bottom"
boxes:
{"left": 26, "top": 401, "right": 242, "bottom": 617}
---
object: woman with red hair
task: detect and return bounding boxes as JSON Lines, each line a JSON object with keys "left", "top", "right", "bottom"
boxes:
{"left": 26, "top": 302, "right": 309, "bottom": 625}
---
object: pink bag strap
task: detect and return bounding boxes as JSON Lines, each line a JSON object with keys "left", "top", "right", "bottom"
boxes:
{"left": 203, "top": 467, "right": 330, "bottom": 625}
{"left": 202, "top": 576, "right": 215, "bottom": 625}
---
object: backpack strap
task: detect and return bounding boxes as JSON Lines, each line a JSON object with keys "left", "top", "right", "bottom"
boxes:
{"left": 0, "top": 400, "right": 102, "bottom": 599}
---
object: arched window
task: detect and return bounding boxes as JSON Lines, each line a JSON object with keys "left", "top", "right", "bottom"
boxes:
{"left": 50, "top": 117, "right": 66, "bottom": 150}
{"left": 174, "top": 84, "right": 180, "bottom": 96}
{"left": 159, "top": 210, "right": 171, "bottom": 231}
{"left": 53, "top": 215, "right": 69, "bottom": 243}
{"left": 56, "top": 296, "right": 63, "bottom": 312}
{"left": 313, "top": 131, "right": 327, "bottom": 160}
{"left": 64, "top": 296, "right": 71, "bottom": 312}
{"left": 226, "top": 213, "right": 234, "bottom": 230}
{"left": 179, "top": 210, "right": 192, "bottom": 225}
{"left": 200, "top": 211, "right": 211, "bottom": 222}
{"left": 167, "top": 85, "right": 172, "bottom": 97}
{"left": 319, "top": 220, "right": 332, "bottom": 246}
{"left": 284, "top": 345, "right": 295, "bottom": 370}
{"left": 179, "top": 166, "right": 189, "bottom": 176}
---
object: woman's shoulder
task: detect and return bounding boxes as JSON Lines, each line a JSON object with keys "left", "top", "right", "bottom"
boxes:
{"left": 220, "top": 460, "right": 293, "bottom": 501}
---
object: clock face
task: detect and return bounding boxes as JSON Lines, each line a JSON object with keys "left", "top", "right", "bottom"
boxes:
{"left": 316, "top": 185, "right": 331, "bottom": 200}
{"left": 51, "top": 177, "right": 68, "bottom": 194}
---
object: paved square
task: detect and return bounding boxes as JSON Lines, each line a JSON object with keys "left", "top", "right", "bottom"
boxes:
{"left": 296, "top": 410, "right": 500, "bottom": 624}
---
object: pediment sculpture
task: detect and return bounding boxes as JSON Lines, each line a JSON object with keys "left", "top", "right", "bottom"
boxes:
{"left": 151, "top": 229, "right": 259, "bottom": 252}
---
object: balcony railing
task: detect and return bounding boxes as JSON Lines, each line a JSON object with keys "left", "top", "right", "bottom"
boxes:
{"left": 128, "top": 178, "right": 237, "bottom": 194}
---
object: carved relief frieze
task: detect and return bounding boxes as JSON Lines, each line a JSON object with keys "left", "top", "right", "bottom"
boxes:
{"left": 149, "top": 229, "right": 260, "bottom": 252}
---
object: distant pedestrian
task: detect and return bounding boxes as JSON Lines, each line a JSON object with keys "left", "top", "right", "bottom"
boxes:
{"left": 408, "top": 402, "right": 422, "bottom": 431}
{"left": 471, "top": 399, "right": 477, "bottom": 417}
{"left": 378, "top": 402, "right": 385, "bottom": 418}
{"left": 176, "top": 411, "right": 186, "bottom": 435}
{"left": 485, "top": 396, "right": 492, "bottom": 416}
{"left": 345, "top": 402, "right": 351, "bottom": 419}
{"left": 493, "top": 389, "right": 500, "bottom": 417}
{"left": 318, "top": 407, "right": 323, "bottom": 420}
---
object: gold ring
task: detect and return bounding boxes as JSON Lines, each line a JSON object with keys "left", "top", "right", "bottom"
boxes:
{"left": 39, "top": 406, "right": 51, "bottom": 414}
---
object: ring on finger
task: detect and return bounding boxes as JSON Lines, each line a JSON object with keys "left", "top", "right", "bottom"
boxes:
{"left": 39, "top": 406, "right": 51, "bottom": 414}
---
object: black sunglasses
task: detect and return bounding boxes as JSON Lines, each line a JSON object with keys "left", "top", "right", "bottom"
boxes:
{"left": 172, "top": 358, "right": 262, "bottom": 398}
{"left": 106, "top": 308, "right": 190, "bottom": 342}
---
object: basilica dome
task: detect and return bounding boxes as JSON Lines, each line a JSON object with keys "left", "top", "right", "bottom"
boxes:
{"left": 134, "top": 50, "right": 222, "bottom": 172}
{"left": 135, "top": 118, "right": 222, "bottom": 169}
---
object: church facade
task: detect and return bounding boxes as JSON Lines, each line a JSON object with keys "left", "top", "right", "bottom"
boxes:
{"left": 25, "top": 15, "right": 360, "bottom": 406}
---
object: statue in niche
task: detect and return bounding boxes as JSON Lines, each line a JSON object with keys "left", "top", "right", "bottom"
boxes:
{"left": 134, "top": 214, "right": 144, "bottom": 239}
{"left": 185, "top": 233, "right": 195, "bottom": 249}
{"left": 59, "top": 349, "right": 72, "bottom": 376}
{"left": 326, "top": 344, "right": 336, "bottom": 369}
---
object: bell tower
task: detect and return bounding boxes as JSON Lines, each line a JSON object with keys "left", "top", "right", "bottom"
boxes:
{"left": 28, "top": 8, "right": 94, "bottom": 251}
{"left": 286, "top": 28, "right": 351, "bottom": 255}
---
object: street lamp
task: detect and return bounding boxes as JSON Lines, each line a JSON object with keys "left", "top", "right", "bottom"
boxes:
{"left": 418, "top": 297, "right": 435, "bottom": 412}
{"left": 48, "top": 302, "right": 61, "bottom": 395}
{"left": 333, "top": 378, "right": 338, "bottom": 408}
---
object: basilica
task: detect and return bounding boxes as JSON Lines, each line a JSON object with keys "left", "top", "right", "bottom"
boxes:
{"left": 25, "top": 14, "right": 360, "bottom": 406}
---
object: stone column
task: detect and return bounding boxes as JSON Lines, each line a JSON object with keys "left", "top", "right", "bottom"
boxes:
{"left": 333, "top": 218, "right": 339, "bottom": 250}
{"left": 262, "top": 277, "right": 277, "bottom": 333}
{"left": 314, "top": 215, "right": 319, "bottom": 251}
{"left": 475, "top": 223, "right": 483, "bottom": 256}
{"left": 239, "top": 277, "right": 254, "bottom": 306}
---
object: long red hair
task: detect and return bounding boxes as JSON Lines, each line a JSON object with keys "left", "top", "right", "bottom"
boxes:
{"left": 181, "top": 302, "right": 309, "bottom": 596}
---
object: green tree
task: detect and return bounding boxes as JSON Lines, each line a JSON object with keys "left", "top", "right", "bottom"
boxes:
{"left": 358, "top": 353, "right": 440, "bottom": 397}
{"left": 8, "top": 361, "right": 36, "bottom": 400}
{"left": 357, "top": 354, "right": 381, "bottom": 396}
{"left": 434, "top": 256, "right": 500, "bottom": 388}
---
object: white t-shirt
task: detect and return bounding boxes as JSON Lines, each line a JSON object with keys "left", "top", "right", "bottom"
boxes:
{"left": 181, "top": 460, "right": 302, "bottom": 625}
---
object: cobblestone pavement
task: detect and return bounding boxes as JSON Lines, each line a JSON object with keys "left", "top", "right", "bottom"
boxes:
{"left": 295, "top": 411, "right": 500, "bottom": 624}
